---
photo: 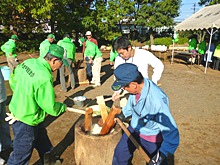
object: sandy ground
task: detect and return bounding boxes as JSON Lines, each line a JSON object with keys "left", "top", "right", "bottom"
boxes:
{"left": 1, "top": 51, "right": 220, "bottom": 165}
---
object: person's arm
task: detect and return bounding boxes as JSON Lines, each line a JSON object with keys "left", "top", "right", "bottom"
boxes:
{"left": 121, "top": 95, "right": 133, "bottom": 117}
{"left": 145, "top": 52, "right": 164, "bottom": 84}
{"left": 35, "top": 80, "right": 66, "bottom": 116}
{"left": 93, "top": 39, "right": 98, "bottom": 46}
{"left": 110, "top": 49, "right": 118, "bottom": 64}
{"left": 156, "top": 104, "right": 179, "bottom": 156}
{"left": 82, "top": 41, "right": 86, "bottom": 54}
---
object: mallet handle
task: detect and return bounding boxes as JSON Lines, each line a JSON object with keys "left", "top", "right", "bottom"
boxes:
{"left": 116, "top": 118, "right": 150, "bottom": 163}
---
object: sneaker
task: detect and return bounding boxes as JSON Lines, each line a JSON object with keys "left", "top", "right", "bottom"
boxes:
{"left": 92, "top": 83, "right": 101, "bottom": 87}
{"left": 0, "top": 157, "right": 5, "bottom": 165}
{"left": 90, "top": 81, "right": 95, "bottom": 84}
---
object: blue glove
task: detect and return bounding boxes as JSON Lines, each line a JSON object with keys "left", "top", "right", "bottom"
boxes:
{"left": 148, "top": 150, "right": 167, "bottom": 165}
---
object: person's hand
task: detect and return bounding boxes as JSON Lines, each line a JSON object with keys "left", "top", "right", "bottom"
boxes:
{"left": 5, "top": 113, "right": 19, "bottom": 124}
{"left": 83, "top": 56, "right": 86, "bottom": 61}
{"left": 110, "top": 62, "right": 113, "bottom": 65}
{"left": 112, "top": 91, "right": 120, "bottom": 101}
{"left": 88, "top": 59, "right": 93, "bottom": 64}
{"left": 148, "top": 151, "right": 167, "bottom": 165}
{"left": 114, "top": 112, "right": 125, "bottom": 122}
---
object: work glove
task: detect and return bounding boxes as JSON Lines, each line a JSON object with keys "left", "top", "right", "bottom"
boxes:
{"left": 5, "top": 113, "right": 19, "bottom": 124}
{"left": 115, "top": 112, "right": 125, "bottom": 122}
{"left": 148, "top": 150, "right": 167, "bottom": 165}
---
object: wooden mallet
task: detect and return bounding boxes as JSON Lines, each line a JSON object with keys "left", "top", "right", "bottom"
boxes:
{"left": 116, "top": 118, "right": 150, "bottom": 163}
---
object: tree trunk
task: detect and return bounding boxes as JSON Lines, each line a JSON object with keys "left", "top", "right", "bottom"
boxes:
{"left": 74, "top": 117, "right": 122, "bottom": 165}
{"left": 150, "top": 34, "right": 154, "bottom": 46}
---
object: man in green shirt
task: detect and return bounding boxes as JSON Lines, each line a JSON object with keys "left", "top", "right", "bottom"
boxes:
{"left": 57, "top": 34, "right": 76, "bottom": 91}
{"left": 84, "top": 37, "right": 103, "bottom": 87}
{"left": 213, "top": 42, "right": 220, "bottom": 70}
{"left": 1, "top": 34, "right": 19, "bottom": 74}
{"left": 6, "top": 44, "right": 68, "bottom": 165}
{"left": 39, "top": 34, "right": 55, "bottom": 58}
{"left": 188, "top": 35, "right": 198, "bottom": 63}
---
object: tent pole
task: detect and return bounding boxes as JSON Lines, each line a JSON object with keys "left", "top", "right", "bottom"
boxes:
{"left": 204, "top": 28, "right": 218, "bottom": 74}
{"left": 171, "top": 41, "right": 174, "bottom": 64}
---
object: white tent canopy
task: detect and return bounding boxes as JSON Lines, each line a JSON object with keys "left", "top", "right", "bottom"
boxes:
{"left": 175, "top": 4, "right": 220, "bottom": 31}
{"left": 173, "top": 4, "right": 220, "bottom": 74}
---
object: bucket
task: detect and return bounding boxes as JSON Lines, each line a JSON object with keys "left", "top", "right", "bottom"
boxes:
{"left": 0, "top": 66, "right": 10, "bottom": 80}
{"left": 73, "top": 96, "right": 86, "bottom": 108}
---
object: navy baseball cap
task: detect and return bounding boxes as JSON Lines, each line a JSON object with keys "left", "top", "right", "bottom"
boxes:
{"left": 112, "top": 63, "right": 139, "bottom": 91}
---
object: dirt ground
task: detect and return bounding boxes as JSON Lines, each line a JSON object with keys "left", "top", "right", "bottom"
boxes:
{"left": 1, "top": 51, "right": 220, "bottom": 165}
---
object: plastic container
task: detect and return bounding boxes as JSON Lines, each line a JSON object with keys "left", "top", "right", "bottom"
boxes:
{"left": 73, "top": 96, "right": 86, "bottom": 108}
{"left": 0, "top": 66, "right": 10, "bottom": 80}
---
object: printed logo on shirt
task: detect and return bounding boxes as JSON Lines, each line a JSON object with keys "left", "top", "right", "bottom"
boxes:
{"left": 21, "top": 63, "right": 35, "bottom": 77}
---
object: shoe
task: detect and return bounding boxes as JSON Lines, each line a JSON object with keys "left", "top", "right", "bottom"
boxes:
{"left": 44, "top": 153, "right": 63, "bottom": 165}
{"left": 92, "top": 83, "right": 101, "bottom": 87}
{"left": 0, "top": 158, "right": 5, "bottom": 165}
{"left": 90, "top": 81, "right": 95, "bottom": 84}
{"left": 0, "top": 146, "right": 13, "bottom": 164}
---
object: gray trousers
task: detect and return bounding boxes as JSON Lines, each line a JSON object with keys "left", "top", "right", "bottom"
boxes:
{"left": 0, "top": 101, "right": 12, "bottom": 152}
{"left": 7, "top": 57, "right": 18, "bottom": 74}
{"left": 59, "top": 59, "right": 75, "bottom": 91}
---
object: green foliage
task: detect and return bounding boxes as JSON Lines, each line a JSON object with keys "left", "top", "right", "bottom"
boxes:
{"left": 135, "top": 0, "right": 181, "bottom": 28}
{"left": 0, "top": 0, "right": 54, "bottom": 34}
{"left": 198, "top": 0, "right": 220, "bottom": 6}
{"left": 176, "top": 37, "right": 188, "bottom": 45}
{"left": 80, "top": 0, "right": 135, "bottom": 40}
{"left": 0, "top": 0, "right": 184, "bottom": 52}
{"left": 145, "top": 37, "right": 188, "bottom": 46}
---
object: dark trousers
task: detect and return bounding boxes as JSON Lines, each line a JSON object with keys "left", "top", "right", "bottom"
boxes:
{"left": 7, "top": 121, "right": 53, "bottom": 165}
{"left": 59, "top": 58, "right": 75, "bottom": 91}
{"left": 86, "top": 56, "right": 92, "bottom": 81}
{"left": 112, "top": 126, "right": 162, "bottom": 165}
{"left": 213, "top": 57, "right": 220, "bottom": 70}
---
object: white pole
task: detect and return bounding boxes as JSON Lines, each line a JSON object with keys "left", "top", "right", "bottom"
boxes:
{"left": 204, "top": 28, "right": 218, "bottom": 74}
{"left": 171, "top": 41, "right": 175, "bottom": 65}
{"left": 204, "top": 28, "right": 213, "bottom": 74}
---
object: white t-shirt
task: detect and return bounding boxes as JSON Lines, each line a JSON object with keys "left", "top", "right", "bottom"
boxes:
{"left": 114, "top": 48, "right": 164, "bottom": 84}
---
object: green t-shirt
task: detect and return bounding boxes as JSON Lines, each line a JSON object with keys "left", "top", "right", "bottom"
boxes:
{"left": 84, "top": 40, "right": 102, "bottom": 59}
{"left": 1, "top": 39, "right": 17, "bottom": 58}
{"left": 9, "top": 57, "right": 66, "bottom": 126}
{"left": 39, "top": 39, "right": 51, "bottom": 58}
{"left": 214, "top": 43, "right": 220, "bottom": 58}
{"left": 198, "top": 41, "right": 206, "bottom": 54}
{"left": 57, "top": 38, "right": 76, "bottom": 62}
{"left": 188, "top": 38, "right": 197, "bottom": 50}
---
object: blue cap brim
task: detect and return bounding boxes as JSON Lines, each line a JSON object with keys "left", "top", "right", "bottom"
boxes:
{"left": 112, "top": 80, "right": 124, "bottom": 91}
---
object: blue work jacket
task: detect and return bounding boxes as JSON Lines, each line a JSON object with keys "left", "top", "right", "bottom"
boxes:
{"left": 122, "top": 78, "right": 180, "bottom": 156}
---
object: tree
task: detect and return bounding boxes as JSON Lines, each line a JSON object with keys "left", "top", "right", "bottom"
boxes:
{"left": 134, "top": 0, "right": 181, "bottom": 45}
{"left": 80, "top": 0, "right": 135, "bottom": 41}
{"left": 199, "top": 0, "right": 220, "bottom": 6}
{"left": 0, "top": 0, "right": 54, "bottom": 34}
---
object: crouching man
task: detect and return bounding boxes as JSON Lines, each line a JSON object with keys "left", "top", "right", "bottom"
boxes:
{"left": 112, "top": 63, "right": 179, "bottom": 165}
{"left": 6, "top": 44, "right": 69, "bottom": 165}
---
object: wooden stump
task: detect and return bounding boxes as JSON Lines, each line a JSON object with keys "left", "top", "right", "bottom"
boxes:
{"left": 77, "top": 67, "right": 87, "bottom": 83}
{"left": 74, "top": 117, "right": 122, "bottom": 165}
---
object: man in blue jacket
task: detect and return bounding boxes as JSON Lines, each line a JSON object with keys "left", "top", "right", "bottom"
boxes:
{"left": 112, "top": 63, "right": 179, "bottom": 165}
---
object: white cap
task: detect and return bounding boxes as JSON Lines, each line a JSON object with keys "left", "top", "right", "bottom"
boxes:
{"left": 85, "top": 31, "right": 92, "bottom": 36}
